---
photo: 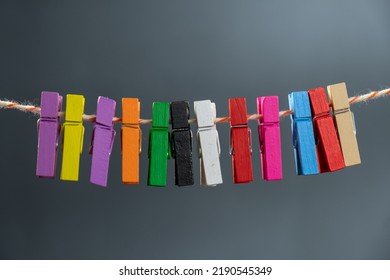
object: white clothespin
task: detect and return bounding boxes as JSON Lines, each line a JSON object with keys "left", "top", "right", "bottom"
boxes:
{"left": 194, "top": 100, "right": 223, "bottom": 186}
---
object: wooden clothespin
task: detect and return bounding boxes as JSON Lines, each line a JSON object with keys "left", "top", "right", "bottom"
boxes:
{"left": 89, "top": 97, "right": 116, "bottom": 187}
{"left": 308, "top": 87, "right": 345, "bottom": 172}
{"left": 194, "top": 100, "right": 222, "bottom": 186}
{"left": 121, "top": 98, "right": 141, "bottom": 184}
{"left": 288, "top": 91, "right": 319, "bottom": 175}
{"left": 327, "top": 82, "right": 361, "bottom": 166}
{"left": 36, "top": 91, "right": 63, "bottom": 178}
{"left": 229, "top": 97, "right": 253, "bottom": 184}
{"left": 171, "top": 101, "right": 194, "bottom": 186}
{"left": 148, "top": 102, "right": 170, "bottom": 187}
{"left": 60, "top": 94, "right": 85, "bottom": 181}
{"left": 257, "top": 96, "right": 282, "bottom": 181}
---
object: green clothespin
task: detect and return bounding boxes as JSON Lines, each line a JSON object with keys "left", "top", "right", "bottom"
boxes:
{"left": 148, "top": 102, "right": 171, "bottom": 186}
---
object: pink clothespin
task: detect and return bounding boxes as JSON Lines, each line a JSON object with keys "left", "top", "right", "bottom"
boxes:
{"left": 89, "top": 96, "right": 116, "bottom": 187}
{"left": 257, "top": 96, "right": 282, "bottom": 180}
{"left": 36, "top": 91, "right": 63, "bottom": 178}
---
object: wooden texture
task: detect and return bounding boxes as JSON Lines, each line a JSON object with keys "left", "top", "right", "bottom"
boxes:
{"left": 288, "top": 91, "right": 319, "bottom": 175}
{"left": 60, "top": 94, "right": 85, "bottom": 181}
{"left": 148, "top": 102, "right": 170, "bottom": 186}
{"left": 308, "top": 87, "right": 345, "bottom": 172}
{"left": 194, "top": 100, "right": 222, "bottom": 186}
{"left": 121, "top": 98, "right": 141, "bottom": 184}
{"left": 229, "top": 97, "right": 253, "bottom": 184}
{"left": 89, "top": 97, "right": 116, "bottom": 187}
{"left": 171, "top": 101, "right": 194, "bottom": 186}
{"left": 327, "top": 82, "right": 361, "bottom": 166}
{"left": 36, "top": 91, "right": 62, "bottom": 178}
{"left": 257, "top": 96, "right": 282, "bottom": 181}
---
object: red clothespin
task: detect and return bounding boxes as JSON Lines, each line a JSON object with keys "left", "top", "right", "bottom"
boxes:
{"left": 229, "top": 97, "right": 253, "bottom": 184}
{"left": 308, "top": 87, "right": 344, "bottom": 172}
{"left": 257, "top": 96, "right": 282, "bottom": 180}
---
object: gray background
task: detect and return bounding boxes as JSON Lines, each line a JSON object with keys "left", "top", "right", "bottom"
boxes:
{"left": 0, "top": 0, "right": 389, "bottom": 259}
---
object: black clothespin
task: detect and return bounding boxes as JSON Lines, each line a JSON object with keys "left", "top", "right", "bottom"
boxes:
{"left": 170, "top": 101, "right": 194, "bottom": 186}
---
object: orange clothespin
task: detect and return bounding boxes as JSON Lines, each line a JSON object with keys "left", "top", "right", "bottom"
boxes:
{"left": 121, "top": 98, "right": 141, "bottom": 184}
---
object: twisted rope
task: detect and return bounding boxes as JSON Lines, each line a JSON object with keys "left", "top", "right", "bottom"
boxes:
{"left": 1, "top": 87, "right": 389, "bottom": 124}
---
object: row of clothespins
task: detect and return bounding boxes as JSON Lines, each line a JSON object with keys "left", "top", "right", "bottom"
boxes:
{"left": 36, "top": 82, "right": 360, "bottom": 187}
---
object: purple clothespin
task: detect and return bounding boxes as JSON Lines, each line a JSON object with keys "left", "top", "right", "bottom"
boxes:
{"left": 89, "top": 96, "right": 116, "bottom": 187}
{"left": 36, "top": 91, "right": 63, "bottom": 178}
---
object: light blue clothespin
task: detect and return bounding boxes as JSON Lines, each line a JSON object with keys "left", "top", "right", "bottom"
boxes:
{"left": 288, "top": 91, "right": 319, "bottom": 175}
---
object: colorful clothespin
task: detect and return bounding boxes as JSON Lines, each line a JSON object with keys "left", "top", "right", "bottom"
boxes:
{"left": 308, "top": 87, "right": 345, "bottom": 172}
{"left": 60, "top": 94, "right": 85, "bottom": 181}
{"left": 171, "top": 101, "right": 194, "bottom": 186}
{"left": 36, "top": 91, "right": 63, "bottom": 178}
{"left": 327, "top": 82, "right": 361, "bottom": 166}
{"left": 89, "top": 97, "right": 116, "bottom": 187}
{"left": 148, "top": 102, "right": 170, "bottom": 187}
{"left": 194, "top": 100, "right": 222, "bottom": 186}
{"left": 229, "top": 97, "right": 253, "bottom": 184}
{"left": 288, "top": 91, "right": 319, "bottom": 175}
{"left": 121, "top": 98, "right": 141, "bottom": 184}
{"left": 257, "top": 96, "right": 282, "bottom": 181}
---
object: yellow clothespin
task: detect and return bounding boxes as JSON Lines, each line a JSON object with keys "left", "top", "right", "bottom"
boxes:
{"left": 327, "top": 82, "right": 361, "bottom": 166}
{"left": 60, "top": 94, "right": 85, "bottom": 181}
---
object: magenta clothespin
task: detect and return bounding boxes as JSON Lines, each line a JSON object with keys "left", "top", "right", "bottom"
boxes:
{"left": 257, "top": 96, "right": 282, "bottom": 180}
{"left": 89, "top": 96, "right": 116, "bottom": 187}
{"left": 36, "top": 91, "right": 63, "bottom": 178}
